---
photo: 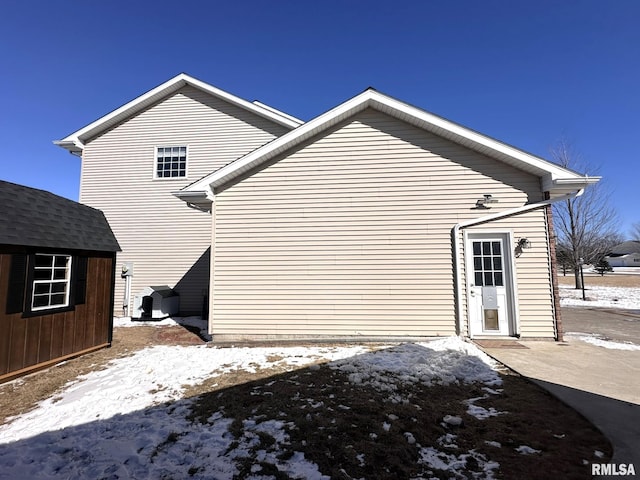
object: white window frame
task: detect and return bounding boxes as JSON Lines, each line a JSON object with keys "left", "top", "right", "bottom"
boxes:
{"left": 155, "top": 145, "right": 188, "bottom": 179}
{"left": 31, "top": 254, "right": 72, "bottom": 311}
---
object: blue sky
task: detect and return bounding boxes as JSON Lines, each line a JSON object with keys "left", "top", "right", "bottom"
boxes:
{"left": 1, "top": 1, "right": 638, "bottom": 236}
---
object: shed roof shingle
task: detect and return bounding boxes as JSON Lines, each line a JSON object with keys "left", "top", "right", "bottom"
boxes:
{"left": 0, "top": 180, "right": 120, "bottom": 252}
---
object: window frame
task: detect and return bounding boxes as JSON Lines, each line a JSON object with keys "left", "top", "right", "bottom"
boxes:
{"left": 154, "top": 145, "right": 188, "bottom": 180}
{"left": 5, "top": 251, "right": 88, "bottom": 318}
{"left": 30, "top": 253, "right": 73, "bottom": 311}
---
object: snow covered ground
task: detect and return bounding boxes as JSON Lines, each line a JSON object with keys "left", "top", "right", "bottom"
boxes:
{"left": 0, "top": 337, "right": 506, "bottom": 479}
{"left": 564, "top": 332, "right": 640, "bottom": 351}
{"left": 560, "top": 284, "right": 640, "bottom": 310}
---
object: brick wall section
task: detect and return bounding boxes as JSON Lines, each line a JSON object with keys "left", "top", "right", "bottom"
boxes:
{"left": 545, "top": 192, "right": 564, "bottom": 341}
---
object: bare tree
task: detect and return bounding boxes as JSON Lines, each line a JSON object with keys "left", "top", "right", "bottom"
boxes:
{"left": 551, "top": 140, "right": 620, "bottom": 289}
{"left": 630, "top": 222, "right": 640, "bottom": 240}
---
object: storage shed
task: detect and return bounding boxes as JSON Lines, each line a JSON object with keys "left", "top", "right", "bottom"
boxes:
{"left": 0, "top": 180, "right": 120, "bottom": 383}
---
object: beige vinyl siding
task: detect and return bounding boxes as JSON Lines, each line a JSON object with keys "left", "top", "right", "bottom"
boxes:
{"left": 212, "top": 109, "right": 551, "bottom": 339}
{"left": 80, "top": 85, "right": 289, "bottom": 314}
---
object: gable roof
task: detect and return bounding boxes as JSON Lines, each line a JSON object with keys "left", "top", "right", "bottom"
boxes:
{"left": 54, "top": 73, "right": 303, "bottom": 154}
{"left": 609, "top": 241, "right": 640, "bottom": 255}
{"left": 177, "top": 88, "right": 598, "bottom": 206}
{"left": 0, "top": 180, "right": 120, "bottom": 252}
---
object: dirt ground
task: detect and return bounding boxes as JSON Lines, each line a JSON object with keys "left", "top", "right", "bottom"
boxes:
{"left": 0, "top": 324, "right": 611, "bottom": 478}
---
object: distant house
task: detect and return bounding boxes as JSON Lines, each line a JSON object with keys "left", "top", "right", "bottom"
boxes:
{"left": 0, "top": 180, "right": 120, "bottom": 383}
{"left": 605, "top": 241, "right": 640, "bottom": 267}
{"left": 55, "top": 73, "right": 301, "bottom": 317}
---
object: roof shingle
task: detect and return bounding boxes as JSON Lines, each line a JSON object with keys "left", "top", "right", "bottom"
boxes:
{"left": 0, "top": 180, "right": 120, "bottom": 252}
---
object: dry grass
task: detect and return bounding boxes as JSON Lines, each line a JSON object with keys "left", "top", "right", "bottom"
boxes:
{"left": 187, "top": 363, "right": 610, "bottom": 479}
{"left": 557, "top": 273, "right": 639, "bottom": 288}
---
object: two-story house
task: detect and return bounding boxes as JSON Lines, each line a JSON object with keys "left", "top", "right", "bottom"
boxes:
{"left": 58, "top": 75, "right": 597, "bottom": 341}
{"left": 56, "top": 74, "right": 301, "bottom": 317}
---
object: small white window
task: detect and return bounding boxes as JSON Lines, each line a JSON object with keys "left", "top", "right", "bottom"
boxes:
{"left": 156, "top": 146, "right": 187, "bottom": 178}
{"left": 31, "top": 254, "right": 72, "bottom": 310}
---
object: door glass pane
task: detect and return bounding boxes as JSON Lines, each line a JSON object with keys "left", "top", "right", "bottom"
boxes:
{"left": 484, "top": 309, "right": 499, "bottom": 330}
{"left": 472, "top": 239, "right": 506, "bottom": 289}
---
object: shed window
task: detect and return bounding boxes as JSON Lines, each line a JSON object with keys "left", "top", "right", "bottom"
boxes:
{"left": 5, "top": 252, "right": 87, "bottom": 317}
{"left": 156, "top": 146, "right": 187, "bottom": 178}
{"left": 31, "top": 254, "right": 72, "bottom": 310}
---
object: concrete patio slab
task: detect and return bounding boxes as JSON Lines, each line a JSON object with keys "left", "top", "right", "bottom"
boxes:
{"left": 480, "top": 337, "right": 640, "bottom": 474}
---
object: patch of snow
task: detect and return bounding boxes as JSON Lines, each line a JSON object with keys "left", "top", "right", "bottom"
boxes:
{"left": 516, "top": 445, "right": 541, "bottom": 455}
{"left": 485, "top": 440, "right": 501, "bottom": 448}
{"left": 330, "top": 338, "right": 502, "bottom": 394}
{"left": 464, "top": 395, "right": 508, "bottom": 420}
{"left": 0, "top": 337, "right": 507, "bottom": 479}
{"left": 437, "top": 433, "right": 458, "bottom": 448}
{"left": 418, "top": 447, "right": 499, "bottom": 479}
{"left": 565, "top": 332, "right": 640, "bottom": 351}
{"left": 0, "top": 344, "right": 371, "bottom": 444}
{"left": 404, "top": 432, "right": 416, "bottom": 444}
{"left": 443, "top": 415, "right": 463, "bottom": 427}
{"left": 559, "top": 285, "right": 640, "bottom": 310}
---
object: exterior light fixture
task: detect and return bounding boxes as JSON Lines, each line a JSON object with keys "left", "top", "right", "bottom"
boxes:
{"left": 475, "top": 194, "right": 499, "bottom": 208}
{"left": 517, "top": 238, "right": 532, "bottom": 249}
{"left": 514, "top": 237, "right": 532, "bottom": 258}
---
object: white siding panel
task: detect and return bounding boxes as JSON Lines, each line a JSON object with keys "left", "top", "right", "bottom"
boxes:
{"left": 80, "top": 85, "right": 289, "bottom": 314}
{"left": 212, "top": 109, "right": 552, "bottom": 339}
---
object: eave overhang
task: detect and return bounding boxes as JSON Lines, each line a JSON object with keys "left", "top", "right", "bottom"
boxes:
{"left": 172, "top": 190, "right": 212, "bottom": 212}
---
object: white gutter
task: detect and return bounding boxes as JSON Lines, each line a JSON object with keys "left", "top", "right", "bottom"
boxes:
{"left": 172, "top": 187, "right": 214, "bottom": 212}
{"left": 452, "top": 190, "right": 584, "bottom": 336}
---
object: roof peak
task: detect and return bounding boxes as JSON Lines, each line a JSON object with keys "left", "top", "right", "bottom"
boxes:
{"left": 55, "top": 74, "right": 303, "bottom": 154}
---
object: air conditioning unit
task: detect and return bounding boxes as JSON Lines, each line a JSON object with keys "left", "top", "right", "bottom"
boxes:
{"left": 132, "top": 286, "right": 179, "bottom": 320}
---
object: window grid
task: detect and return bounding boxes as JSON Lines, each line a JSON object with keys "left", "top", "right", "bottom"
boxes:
{"left": 32, "top": 254, "right": 72, "bottom": 310}
{"left": 472, "top": 241, "right": 504, "bottom": 287}
{"left": 156, "top": 146, "right": 187, "bottom": 178}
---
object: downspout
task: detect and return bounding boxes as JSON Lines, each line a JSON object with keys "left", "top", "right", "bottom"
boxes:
{"left": 453, "top": 190, "right": 584, "bottom": 338}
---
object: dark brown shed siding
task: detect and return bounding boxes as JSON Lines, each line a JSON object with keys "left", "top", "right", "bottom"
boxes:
{"left": 0, "top": 252, "right": 115, "bottom": 381}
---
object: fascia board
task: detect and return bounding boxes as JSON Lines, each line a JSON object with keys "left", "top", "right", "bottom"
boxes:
{"left": 252, "top": 100, "right": 304, "bottom": 125}
{"left": 367, "top": 93, "right": 585, "bottom": 181}
{"left": 55, "top": 73, "right": 301, "bottom": 152}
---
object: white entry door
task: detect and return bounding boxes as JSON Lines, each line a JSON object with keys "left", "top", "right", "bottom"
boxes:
{"left": 467, "top": 234, "right": 513, "bottom": 337}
